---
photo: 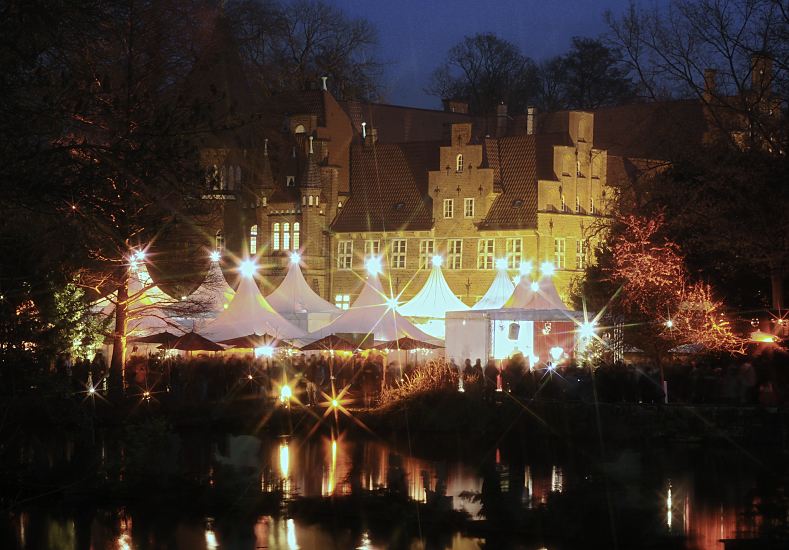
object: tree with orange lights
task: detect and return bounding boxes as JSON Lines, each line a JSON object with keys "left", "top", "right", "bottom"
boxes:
{"left": 610, "top": 213, "right": 744, "bottom": 365}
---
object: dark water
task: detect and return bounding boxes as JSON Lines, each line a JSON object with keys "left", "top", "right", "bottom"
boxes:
{"left": 2, "top": 427, "right": 786, "bottom": 549}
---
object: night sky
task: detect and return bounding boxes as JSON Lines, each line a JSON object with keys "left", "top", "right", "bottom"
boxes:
{"left": 333, "top": 0, "right": 644, "bottom": 108}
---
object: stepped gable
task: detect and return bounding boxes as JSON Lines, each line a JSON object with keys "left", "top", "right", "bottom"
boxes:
{"left": 478, "top": 134, "right": 539, "bottom": 230}
{"left": 332, "top": 141, "right": 439, "bottom": 232}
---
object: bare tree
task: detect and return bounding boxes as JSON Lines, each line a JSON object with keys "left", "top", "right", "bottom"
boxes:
{"left": 606, "top": 0, "right": 787, "bottom": 150}
{"left": 427, "top": 33, "right": 539, "bottom": 115}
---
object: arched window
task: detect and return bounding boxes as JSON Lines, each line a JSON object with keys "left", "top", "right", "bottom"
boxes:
{"left": 456, "top": 154, "right": 463, "bottom": 172}
{"left": 293, "top": 222, "right": 300, "bottom": 250}
{"left": 283, "top": 222, "right": 291, "bottom": 250}
{"left": 315, "top": 195, "right": 319, "bottom": 207}
{"left": 294, "top": 124, "right": 305, "bottom": 134}
{"left": 308, "top": 195, "right": 314, "bottom": 206}
{"left": 215, "top": 230, "right": 224, "bottom": 251}
{"left": 272, "top": 223, "right": 280, "bottom": 250}
{"left": 249, "top": 225, "right": 258, "bottom": 254}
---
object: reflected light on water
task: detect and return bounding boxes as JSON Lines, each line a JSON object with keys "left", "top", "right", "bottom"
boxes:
{"left": 550, "top": 465, "right": 563, "bottom": 493}
{"left": 356, "top": 530, "right": 372, "bottom": 550}
{"left": 286, "top": 518, "right": 299, "bottom": 549}
{"left": 666, "top": 483, "right": 673, "bottom": 531}
{"left": 280, "top": 441, "right": 291, "bottom": 496}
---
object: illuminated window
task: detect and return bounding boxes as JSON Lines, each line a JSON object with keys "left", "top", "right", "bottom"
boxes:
{"left": 315, "top": 195, "right": 319, "bottom": 206}
{"left": 575, "top": 195, "right": 580, "bottom": 213}
{"left": 464, "top": 198, "right": 475, "bottom": 218}
{"left": 561, "top": 193, "right": 566, "bottom": 212}
{"left": 554, "top": 238, "right": 566, "bottom": 269}
{"left": 419, "top": 239, "right": 435, "bottom": 269}
{"left": 292, "top": 222, "right": 300, "bottom": 250}
{"left": 272, "top": 223, "right": 280, "bottom": 250}
{"left": 390, "top": 239, "right": 407, "bottom": 269}
{"left": 215, "top": 230, "right": 224, "bottom": 251}
{"left": 294, "top": 124, "right": 306, "bottom": 134}
{"left": 249, "top": 225, "right": 258, "bottom": 254}
{"left": 456, "top": 154, "right": 463, "bottom": 172}
{"left": 447, "top": 239, "right": 463, "bottom": 270}
{"left": 308, "top": 195, "right": 314, "bottom": 206}
{"left": 477, "top": 239, "right": 495, "bottom": 269}
{"left": 364, "top": 239, "right": 380, "bottom": 260}
{"left": 443, "top": 198, "right": 454, "bottom": 219}
{"left": 576, "top": 239, "right": 587, "bottom": 270}
{"left": 286, "top": 175, "right": 295, "bottom": 187}
{"left": 283, "top": 222, "right": 291, "bottom": 250}
{"left": 334, "top": 294, "right": 350, "bottom": 310}
{"left": 589, "top": 196, "right": 595, "bottom": 215}
{"left": 506, "top": 238, "right": 522, "bottom": 269}
{"left": 337, "top": 241, "right": 353, "bottom": 270}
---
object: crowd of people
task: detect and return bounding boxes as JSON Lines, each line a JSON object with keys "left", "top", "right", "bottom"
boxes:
{"left": 47, "top": 347, "right": 789, "bottom": 408}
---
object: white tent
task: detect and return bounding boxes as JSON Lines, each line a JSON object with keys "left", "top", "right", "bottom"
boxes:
{"left": 307, "top": 272, "right": 440, "bottom": 344}
{"left": 266, "top": 255, "right": 341, "bottom": 331}
{"left": 202, "top": 270, "right": 305, "bottom": 341}
{"left": 185, "top": 260, "right": 235, "bottom": 318}
{"left": 504, "top": 275, "right": 569, "bottom": 311}
{"left": 397, "top": 259, "right": 469, "bottom": 338}
{"left": 472, "top": 266, "right": 516, "bottom": 310}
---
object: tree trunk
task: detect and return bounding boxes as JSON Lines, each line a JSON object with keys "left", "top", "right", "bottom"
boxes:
{"left": 109, "top": 274, "right": 128, "bottom": 397}
{"left": 770, "top": 267, "right": 784, "bottom": 311}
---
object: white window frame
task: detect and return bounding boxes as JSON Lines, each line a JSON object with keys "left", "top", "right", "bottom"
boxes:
{"left": 293, "top": 222, "right": 300, "bottom": 250}
{"left": 477, "top": 238, "right": 495, "bottom": 270}
{"left": 390, "top": 239, "right": 407, "bottom": 269}
{"left": 447, "top": 239, "right": 463, "bottom": 270}
{"left": 364, "top": 239, "right": 380, "bottom": 260}
{"left": 419, "top": 239, "right": 435, "bottom": 269}
{"left": 249, "top": 225, "right": 258, "bottom": 255}
{"left": 464, "top": 198, "right": 475, "bottom": 218}
{"left": 334, "top": 294, "right": 350, "bottom": 310}
{"left": 576, "top": 239, "right": 587, "bottom": 270}
{"left": 215, "top": 230, "right": 224, "bottom": 251}
{"left": 506, "top": 238, "right": 522, "bottom": 269}
{"left": 272, "top": 224, "right": 280, "bottom": 250}
{"left": 283, "top": 222, "right": 291, "bottom": 250}
{"left": 443, "top": 198, "right": 454, "bottom": 219}
{"left": 337, "top": 241, "right": 353, "bottom": 270}
{"left": 554, "top": 238, "right": 566, "bottom": 270}
{"left": 456, "top": 154, "right": 463, "bottom": 172}
{"left": 589, "top": 196, "right": 595, "bottom": 215}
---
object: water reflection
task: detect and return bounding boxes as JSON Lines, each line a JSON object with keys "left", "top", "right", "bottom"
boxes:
{"left": 2, "top": 430, "right": 787, "bottom": 549}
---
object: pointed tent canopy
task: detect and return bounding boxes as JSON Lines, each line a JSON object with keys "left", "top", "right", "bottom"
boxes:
{"left": 504, "top": 276, "right": 569, "bottom": 311}
{"left": 266, "top": 256, "right": 340, "bottom": 315}
{"left": 472, "top": 267, "right": 516, "bottom": 310}
{"left": 186, "top": 260, "right": 235, "bottom": 317}
{"left": 169, "top": 331, "right": 224, "bottom": 352}
{"left": 397, "top": 261, "right": 469, "bottom": 318}
{"left": 202, "top": 272, "right": 306, "bottom": 341}
{"left": 307, "top": 273, "right": 440, "bottom": 343}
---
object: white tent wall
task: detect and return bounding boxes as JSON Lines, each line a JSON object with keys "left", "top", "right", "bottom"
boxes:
{"left": 471, "top": 268, "right": 515, "bottom": 310}
{"left": 445, "top": 313, "right": 490, "bottom": 364}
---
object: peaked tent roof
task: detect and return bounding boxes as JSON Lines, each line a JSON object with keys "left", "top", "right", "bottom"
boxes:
{"left": 397, "top": 263, "right": 469, "bottom": 318}
{"left": 504, "top": 276, "right": 569, "bottom": 311}
{"left": 307, "top": 274, "right": 440, "bottom": 343}
{"left": 472, "top": 268, "right": 516, "bottom": 310}
{"left": 266, "top": 259, "right": 340, "bottom": 315}
{"left": 202, "top": 275, "right": 306, "bottom": 341}
{"left": 186, "top": 261, "right": 235, "bottom": 317}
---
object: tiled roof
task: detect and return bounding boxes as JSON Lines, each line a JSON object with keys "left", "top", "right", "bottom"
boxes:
{"left": 331, "top": 142, "right": 439, "bottom": 232}
{"left": 479, "top": 135, "right": 539, "bottom": 230}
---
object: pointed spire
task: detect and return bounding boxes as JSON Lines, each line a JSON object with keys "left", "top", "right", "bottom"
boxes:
{"left": 259, "top": 138, "right": 273, "bottom": 190}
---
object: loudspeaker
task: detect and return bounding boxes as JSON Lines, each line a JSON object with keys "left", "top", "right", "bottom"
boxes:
{"left": 508, "top": 322, "right": 520, "bottom": 340}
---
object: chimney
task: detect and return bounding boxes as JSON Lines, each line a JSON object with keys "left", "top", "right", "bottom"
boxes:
{"left": 526, "top": 106, "right": 536, "bottom": 135}
{"left": 751, "top": 52, "right": 773, "bottom": 94}
{"left": 496, "top": 102, "right": 508, "bottom": 137}
{"left": 442, "top": 98, "right": 469, "bottom": 114}
{"left": 703, "top": 69, "right": 717, "bottom": 100}
{"left": 364, "top": 127, "right": 378, "bottom": 146}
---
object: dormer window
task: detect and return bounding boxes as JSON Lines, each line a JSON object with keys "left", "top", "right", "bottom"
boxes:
{"left": 286, "top": 176, "right": 295, "bottom": 187}
{"left": 456, "top": 154, "right": 463, "bottom": 173}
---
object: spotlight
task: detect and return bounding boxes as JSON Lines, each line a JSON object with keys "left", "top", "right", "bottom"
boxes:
{"left": 519, "top": 260, "right": 532, "bottom": 276}
{"left": 540, "top": 261, "right": 555, "bottom": 277}
{"left": 290, "top": 252, "right": 301, "bottom": 264}
{"left": 495, "top": 258, "right": 508, "bottom": 270}
{"left": 431, "top": 255, "right": 443, "bottom": 267}
{"left": 239, "top": 259, "right": 258, "bottom": 278}
{"left": 365, "top": 256, "right": 382, "bottom": 276}
{"left": 210, "top": 250, "right": 221, "bottom": 262}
